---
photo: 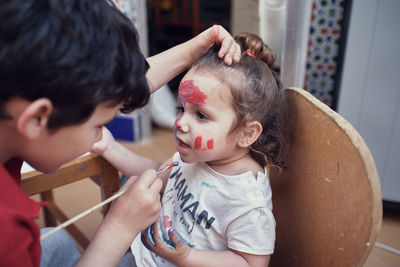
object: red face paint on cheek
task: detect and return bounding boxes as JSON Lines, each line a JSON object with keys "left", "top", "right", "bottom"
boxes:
{"left": 194, "top": 136, "right": 202, "bottom": 150}
{"left": 178, "top": 80, "right": 207, "bottom": 106}
{"left": 207, "top": 139, "right": 214, "bottom": 150}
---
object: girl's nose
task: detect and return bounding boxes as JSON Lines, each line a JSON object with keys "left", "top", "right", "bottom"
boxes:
{"left": 176, "top": 116, "right": 189, "bottom": 133}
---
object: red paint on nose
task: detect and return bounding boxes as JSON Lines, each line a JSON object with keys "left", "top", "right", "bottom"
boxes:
{"left": 194, "top": 136, "right": 202, "bottom": 150}
{"left": 176, "top": 122, "right": 182, "bottom": 131}
{"left": 176, "top": 115, "right": 183, "bottom": 131}
{"left": 207, "top": 139, "right": 214, "bottom": 150}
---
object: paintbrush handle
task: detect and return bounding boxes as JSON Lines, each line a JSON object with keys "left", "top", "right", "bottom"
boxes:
{"left": 40, "top": 187, "right": 127, "bottom": 240}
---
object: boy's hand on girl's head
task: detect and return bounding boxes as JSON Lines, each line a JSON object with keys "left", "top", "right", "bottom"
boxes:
{"left": 91, "top": 126, "right": 115, "bottom": 155}
{"left": 106, "top": 169, "right": 162, "bottom": 237}
{"left": 142, "top": 221, "right": 191, "bottom": 265}
{"left": 212, "top": 25, "right": 242, "bottom": 64}
{"left": 196, "top": 25, "right": 241, "bottom": 65}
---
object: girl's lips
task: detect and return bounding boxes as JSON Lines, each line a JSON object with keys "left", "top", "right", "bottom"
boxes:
{"left": 178, "top": 138, "right": 190, "bottom": 148}
{"left": 177, "top": 138, "right": 191, "bottom": 153}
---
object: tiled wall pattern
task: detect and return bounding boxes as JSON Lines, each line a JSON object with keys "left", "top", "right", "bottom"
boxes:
{"left": 305, "top": 0, "right": 350, "bottom": 109}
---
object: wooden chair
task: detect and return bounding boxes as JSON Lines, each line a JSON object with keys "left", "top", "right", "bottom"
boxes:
{"left": 21, "top": 153, "right": 120, "bottom": 249}
{"left": 269, "top": 87, "right": 382, "bottom": 266}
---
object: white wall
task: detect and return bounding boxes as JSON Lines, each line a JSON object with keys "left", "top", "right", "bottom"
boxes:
{"left": 338, "top": 0, "right": 400, "bottom": 202}
{"left": 231, "top": 0, "right": 259, "bottom": 35}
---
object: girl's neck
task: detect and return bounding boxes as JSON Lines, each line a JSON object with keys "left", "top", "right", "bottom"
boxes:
{"left": 207, "top": 150, "right": 263, "bottom": 177}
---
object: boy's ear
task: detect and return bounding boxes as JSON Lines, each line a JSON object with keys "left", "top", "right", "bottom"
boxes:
{"left": 238, "top": 121, "right": 263, "bottom": 148}
{"left": 16, "top": 98, "right": 53, "bottom": 140}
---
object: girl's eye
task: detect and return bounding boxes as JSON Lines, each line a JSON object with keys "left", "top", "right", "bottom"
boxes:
{"left": 196, "top": 111, "right": 208, "bottom": 120}
{"left": 176, "top": 106, "right": 184, "bottom": 114}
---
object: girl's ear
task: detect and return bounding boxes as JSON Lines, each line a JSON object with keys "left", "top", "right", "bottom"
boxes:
{"left": 238, "top": 121, "right": 263, "bottom": 148}
{"left": 16, "top": 98, "right": 53, "bottom": 140}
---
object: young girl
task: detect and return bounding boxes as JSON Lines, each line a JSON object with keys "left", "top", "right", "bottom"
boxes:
{"left": 93, "top": 32, "right": 290, "bottom": 267}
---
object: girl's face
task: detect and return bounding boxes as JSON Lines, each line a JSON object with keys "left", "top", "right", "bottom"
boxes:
{"left": 175, "top": 70, "right": 242, "bottom": 166}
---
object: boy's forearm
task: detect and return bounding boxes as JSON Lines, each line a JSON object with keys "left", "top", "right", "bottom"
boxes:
{"left": 75, "top": 169, "right": 162, "bottom": 266}
{"left": 101, "top": 141, "right": 159, "bottom": 177}
{"left": 146, "top": 25, "right": 240, "bottom": 93}
{"left": 146, "top": 40, "right": 195, "bottom": 93}
{"left": 74, "top": 219, "right": 136, "bottom": 267}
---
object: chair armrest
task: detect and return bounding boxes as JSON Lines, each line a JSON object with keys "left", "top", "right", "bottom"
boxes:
{"left": 21, "top": 153, "right": 119, "bottom": 197}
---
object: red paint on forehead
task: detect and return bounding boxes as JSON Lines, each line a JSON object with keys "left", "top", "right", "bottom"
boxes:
{"left": 179, "top": 80, "right": 207, "bottom": 106}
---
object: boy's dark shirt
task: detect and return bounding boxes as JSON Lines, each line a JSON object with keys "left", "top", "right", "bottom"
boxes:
{"left": 0, "top": 158, "right": 45, "bottom": 267}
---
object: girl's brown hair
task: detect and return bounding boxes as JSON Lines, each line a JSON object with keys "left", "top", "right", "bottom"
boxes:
{"left": 190, "top": 32, "right": 291, "bottom": 168}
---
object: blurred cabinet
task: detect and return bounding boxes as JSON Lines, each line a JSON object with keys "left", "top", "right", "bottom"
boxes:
{"left": 152, "top": 0, "right": 201, "bottom": 35}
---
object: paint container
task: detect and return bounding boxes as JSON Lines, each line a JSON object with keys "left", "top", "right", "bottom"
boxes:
{"left": 106, "top": 107, "right": 152, "bottom": 143}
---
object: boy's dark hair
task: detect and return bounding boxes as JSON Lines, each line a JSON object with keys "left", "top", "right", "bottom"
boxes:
{"left": 191, "top": 32, "right": 291, "bottom": 168}
{"left": 0, "top": 0, "right": 150, "bottom": 129}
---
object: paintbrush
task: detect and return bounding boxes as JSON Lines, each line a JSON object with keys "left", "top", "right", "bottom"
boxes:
{"left": 40, "top": 162, "right": 178, "bottom": 240}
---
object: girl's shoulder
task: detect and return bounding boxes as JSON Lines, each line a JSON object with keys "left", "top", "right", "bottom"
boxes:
{"left": 236, "top": 154, "right": 265, "bottom": 178}
{"left": 208, "top": 153, "right": 265, "bottom": 178}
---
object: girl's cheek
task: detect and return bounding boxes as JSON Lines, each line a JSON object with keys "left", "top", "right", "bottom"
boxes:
{"left": 207, "top": 139, "right": 214, "bottom": 149}
{"left": 194, "top": 136, "right": 202, "bottom": 150}
{"left": 194, "top": 135, "right": 214, "bottom": 151}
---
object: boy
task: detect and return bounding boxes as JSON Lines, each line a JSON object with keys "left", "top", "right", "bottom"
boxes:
{"left": 0, "top": 0, "right": 240, "bottom": 266}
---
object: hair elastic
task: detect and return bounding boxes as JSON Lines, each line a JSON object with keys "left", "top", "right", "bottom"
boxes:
{"left": 245, "top": 49, "right": 255, "bottom": 58}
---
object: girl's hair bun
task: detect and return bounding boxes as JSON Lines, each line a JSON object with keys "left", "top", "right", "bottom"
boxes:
{"left": 234, "top": 32, "right": 276, "bottom": 68}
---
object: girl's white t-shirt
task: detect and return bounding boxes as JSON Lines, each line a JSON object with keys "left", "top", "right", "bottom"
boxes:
{"left": 131, "top": 152, "right": 276, "bottom": 266}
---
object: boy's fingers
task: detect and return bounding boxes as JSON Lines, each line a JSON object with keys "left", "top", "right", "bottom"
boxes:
{"left": 203, "top": 24, "right": 231, "bottom": 58}
{"left": 150, "top": 178, "right": 162, "bottom": 196}
{"left": 201, "top": 25, "right": 241, "bottom": 65}
{"left": 218, "top": 35, "right": 233, "bottom": 59}
{"left": 202, "top": 24, "right": 219, "bottom": 48}
{"left": 121, "top": 170, "right": 161, "bottom": 200}
{"left": 119, "top": 175, "right": 139, "bottom": 190}
{"left": 218, "top": 28, "right": 241, "bottom": 64}
{"left": 224, "top": 45, "right": 240, "bottom": 65}
{"left": 136, "top": 169, "right": 158, "bottom": 187}
{"left": 233, "top": 43, "right": 242, "bottom": 62}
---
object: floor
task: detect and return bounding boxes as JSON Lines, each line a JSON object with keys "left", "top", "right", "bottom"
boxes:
{"left": 32, "top": 127, "right": 400, "bottom": 266}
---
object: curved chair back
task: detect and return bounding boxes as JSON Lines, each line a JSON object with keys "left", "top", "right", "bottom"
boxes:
{"left": 269, "top": 87, "right": 382, "bottom": 266}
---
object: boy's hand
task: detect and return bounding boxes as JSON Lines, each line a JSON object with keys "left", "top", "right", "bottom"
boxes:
{"left": 142, "top": 221, "right": 191, "bottom": 265}
{"left": 105, "top": 169, "right": 162, "bottom": 237}
{"left": 91, "top": 126, "right": 115, "bottom": 155}
{"left": 194, "top": 25, "right": 241, "bottom": 65}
